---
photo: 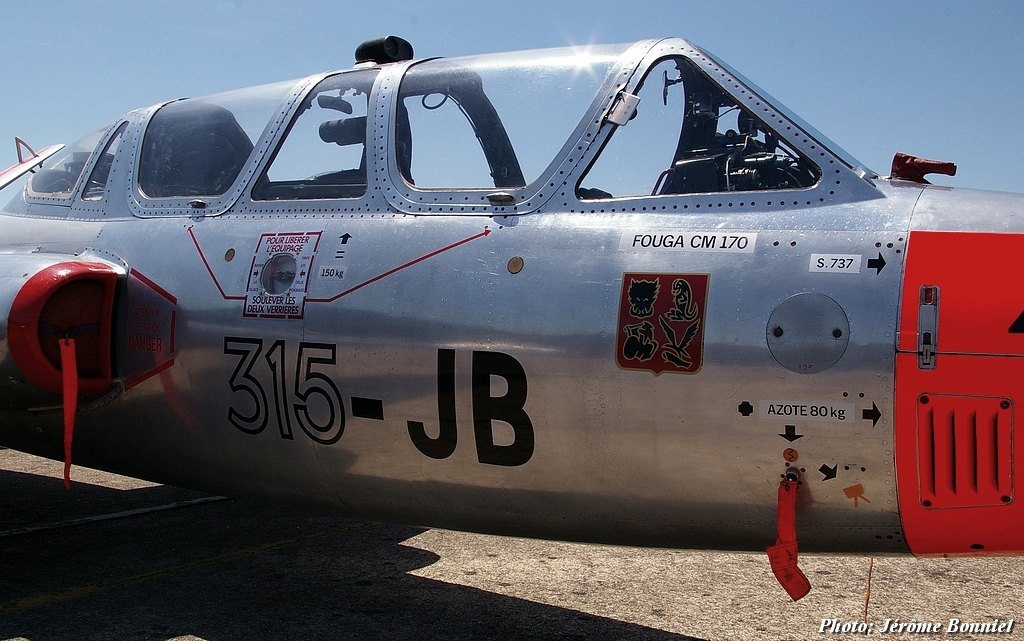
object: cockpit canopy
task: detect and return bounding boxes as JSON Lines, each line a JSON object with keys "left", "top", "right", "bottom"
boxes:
{"left": 17, "top": 38, "right": 859, "bottom": 215}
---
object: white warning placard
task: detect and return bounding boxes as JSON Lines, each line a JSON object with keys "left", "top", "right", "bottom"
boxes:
{"left": 759, "top": 399, "right": 855, "bottom": 423}
{"left": 244, "top": 231, "right": 322, "bottom": 320}
{"left": 809, "top": 254, "right": 862, "bottom": 273}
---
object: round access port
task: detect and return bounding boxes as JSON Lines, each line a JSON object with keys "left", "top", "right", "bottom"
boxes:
{"left": 766, "top": 292, "right": 850, "bottom": 374}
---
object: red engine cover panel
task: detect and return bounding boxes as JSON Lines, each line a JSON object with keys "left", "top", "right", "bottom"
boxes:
{"left": 896, "top": 231, "right": 1024, "bottom": 555}
{"left": 896, "top": 355, "right": 1022, "bottom": 554}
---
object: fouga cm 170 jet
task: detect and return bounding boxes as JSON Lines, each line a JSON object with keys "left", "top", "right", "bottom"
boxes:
{"left": 1, "top": 35, "right": 1019, "bottom": 600}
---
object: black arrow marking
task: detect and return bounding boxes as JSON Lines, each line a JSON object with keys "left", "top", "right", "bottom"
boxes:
{"left": 862, "top": 402, "right": 881, "bottom": 427}
{"left": 867, "top": 253, "right": 886, "bottom": 274}
{"left": 779, "top": 425, "right": 804, "bottom": 442}
{"left": 340, "top": 233, "right": 352, "bottom": 244}
{"left": 1010, "top": 311, "right": 1024, "bottom": 333}
{"left": 819, "top": 464, "right": 838, "bottom": 481}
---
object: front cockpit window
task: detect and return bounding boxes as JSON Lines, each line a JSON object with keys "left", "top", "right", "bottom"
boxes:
{"left": 396, "top": 45, "right": 627, "bottom": 190}
{"left": 252, "top": 69, "right": 378, "bottom": 200}
{"left": 138, "top": 80, "right": 293, "bottom": 199}
{"left": 27, "top": 124, "right": 111, "bottom": 198}
{"left": 578, "top": 56, "right": 820, "bottom": 200}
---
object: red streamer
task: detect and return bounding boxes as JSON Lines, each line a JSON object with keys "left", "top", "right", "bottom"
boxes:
{"left": 59, "top": 337, "right": 78, "bottom": 490}
{"left": 766, "top": 478, "right": 811, "bottom": 600}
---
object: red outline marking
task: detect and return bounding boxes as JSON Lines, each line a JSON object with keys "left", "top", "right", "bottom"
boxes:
{"left": 125, "top": 358, "right": 175, "bottom": 391}
{"left": 125, "top": 269, "right": 178, "bottom": 388}
{"left": 188, "top": 226, "right": 490, "bottom": 306}
{"left": 187, "top": 225, "right": 245, "bottom": 301}
{"left": 130, "top": 268, "right": 177, "bottom": 305}
{"left": 308, "top": 228, "right": 491, "bottom": 303}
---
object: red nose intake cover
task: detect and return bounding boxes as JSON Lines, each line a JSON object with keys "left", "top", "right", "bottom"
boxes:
{"left": 8, "top": 262, "right": 118, "bottom": 395}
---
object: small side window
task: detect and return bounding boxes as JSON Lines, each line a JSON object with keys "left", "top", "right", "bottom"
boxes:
{"left": 252, "top": 69, "right": 378, "bottom": 200}
{"left": 578, "top": 56, "right": 820, "bottom": 200}
{"left": 82, "top": 122, "right": 128, "bottom": 201}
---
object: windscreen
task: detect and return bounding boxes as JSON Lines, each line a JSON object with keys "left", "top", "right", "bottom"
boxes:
{"left": 27, "top": 124, "right": 112, "bottom": 199}
{"left": 579, "top": 56, "right": 820, "bottom": 199}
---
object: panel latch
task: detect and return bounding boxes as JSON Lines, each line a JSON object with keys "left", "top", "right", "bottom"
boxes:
{"left": 918, "top": 285, "right": 939, "bottom": 370}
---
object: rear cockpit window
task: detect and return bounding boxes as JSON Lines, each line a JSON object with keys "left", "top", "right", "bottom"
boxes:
{"left": 396, "top": 45, "right": 626, "bottom": 190}
{"left": 137, "top": 80, "right": 293, "bottom": 199}
{"left": 252, "top": 69, "right": 378, "bottom": 200}
{"left": 578, "top": 56, "right": 820, "bottom": 200}
{"left": 27, "top": 124, "right": 111, "bottom": 199}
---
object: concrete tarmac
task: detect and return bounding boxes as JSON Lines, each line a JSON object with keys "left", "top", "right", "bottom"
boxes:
{"left": 1, "top": 448, "right": 1021, "bottom": 641}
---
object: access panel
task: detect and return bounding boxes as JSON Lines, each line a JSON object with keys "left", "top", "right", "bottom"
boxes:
{"left": 896, "top": 231, "right": 1024, "bottom": 555}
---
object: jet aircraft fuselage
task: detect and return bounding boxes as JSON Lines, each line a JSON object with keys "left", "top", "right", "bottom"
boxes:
{"left": 2, "top": 37, "right": 1021, "bottom": 599}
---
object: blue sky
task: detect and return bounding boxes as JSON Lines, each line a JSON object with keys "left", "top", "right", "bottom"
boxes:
{"left": 2, "top": 0, "right": 1022, "bottom": 193}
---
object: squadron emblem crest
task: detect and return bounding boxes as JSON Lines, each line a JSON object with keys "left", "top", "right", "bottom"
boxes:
{"left": 615, "top": 273, "right": 709, "bottom": 375}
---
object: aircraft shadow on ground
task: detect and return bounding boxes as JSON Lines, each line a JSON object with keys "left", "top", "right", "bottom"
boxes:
{"left": 0, "top": 465, "right": 212, "bottom": 534}
{"left": 0, "top": 466, "right": 702, "bottom": 641}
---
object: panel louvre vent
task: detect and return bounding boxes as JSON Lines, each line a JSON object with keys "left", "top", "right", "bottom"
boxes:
{"left": 917, "top": 394, "right": 1013, "bottom": 508}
